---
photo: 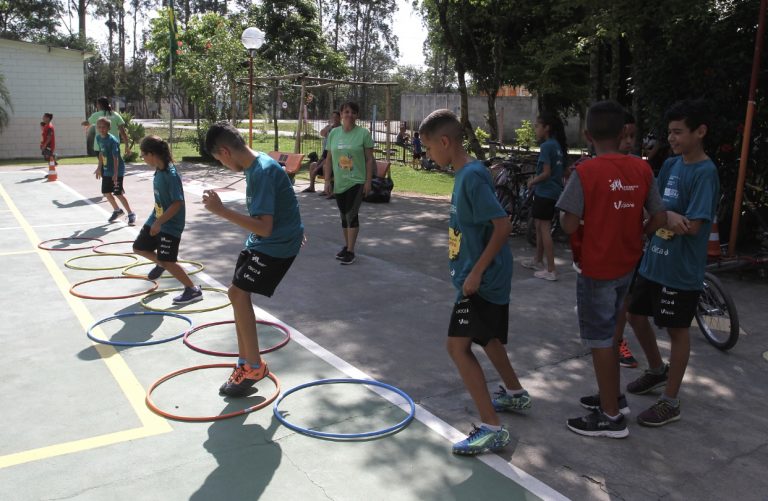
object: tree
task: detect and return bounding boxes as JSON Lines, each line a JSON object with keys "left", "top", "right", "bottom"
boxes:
{"left": 0, "top": 0, "right": 61, "bottom": 41}
{"left": 0, "top": 73, "right": 12, "bottom": 133}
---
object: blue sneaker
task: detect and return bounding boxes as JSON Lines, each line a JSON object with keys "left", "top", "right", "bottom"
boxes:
{"left": 147, "top": 265, "right": 165, "bottom": 281}
{"left": 172, "top": 286, "right": 203, "bottom": 304}
{"left": 108, "top": 208, "right": 124, "bottom": 222}
{"left": 452, "top": 425, "right": 510, "bottom": 455}
{"left": 127, "top": 212, "right": 136, "bottom": 226}
{"left": 492, "top": 386, "right": 532, "bottom": 412}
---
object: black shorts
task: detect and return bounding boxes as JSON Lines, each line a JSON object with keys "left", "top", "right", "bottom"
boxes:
{"left": 628, "top": 275, "right": 700, "bottom": 328}
{"left": 232, "top": 250, "right": 295, "bottom": 297}
{"left": 133, "top": 225, "right": 181, "bottom": 262}
{"left": 531, "top": 194, "right": 557, "bottom": 220}
{"left": 101, "top": 176, "right": 125, "bottom": 196}
{"left": 448, "top": 295, "right": 509, "bottom": 346}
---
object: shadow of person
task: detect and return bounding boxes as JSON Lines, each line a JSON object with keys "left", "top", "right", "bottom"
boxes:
{"left": 76, "top": 304, "right": 165, "bottom": 359}
{"left": 191, "top": 405, "right": 282, "bottom": 500}
{"left": 52, "top": 197, "right": 105, "bottom": 209}
{"left": 47, "top": 225, "right": 124, "bottom": 250}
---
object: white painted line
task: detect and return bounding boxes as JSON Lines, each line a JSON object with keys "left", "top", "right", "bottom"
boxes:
{"left": 0, "top": 220, "right": 107, "bottom": 231}
{"left": 55, "top": 179, "right": 569, "bottom": 501}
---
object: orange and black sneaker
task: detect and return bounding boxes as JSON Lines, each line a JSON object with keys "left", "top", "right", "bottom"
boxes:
{"left": 619, "top": 338, "right": 638, "bottom": 368}
{"left": 219, "top": 361, "right": 269, "bottom": 397}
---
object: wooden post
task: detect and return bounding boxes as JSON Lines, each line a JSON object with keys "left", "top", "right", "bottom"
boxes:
{"left": 385, "top": 85, "right": 391, "bottom": 163}
{"left": 294, "top": 77, "right": 306, "bottom": 154}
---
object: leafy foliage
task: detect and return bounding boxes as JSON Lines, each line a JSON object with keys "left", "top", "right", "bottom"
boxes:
{"left": 0, "top": 73, "right": 12, "bottom": 132}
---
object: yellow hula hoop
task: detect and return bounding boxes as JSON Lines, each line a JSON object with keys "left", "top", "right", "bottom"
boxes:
{"left": 140, "top": 287, "right": 231, "bottom": 314}
{"left": 122, "top": 260, "right": 205, "bottom": 278}
{"left": 65, "top": 253, "right": 139, "bottom": 271}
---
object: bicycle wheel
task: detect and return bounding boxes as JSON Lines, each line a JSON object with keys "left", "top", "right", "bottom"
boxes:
{"left": 695, "top": 272, "right": 739, "bottom": 351}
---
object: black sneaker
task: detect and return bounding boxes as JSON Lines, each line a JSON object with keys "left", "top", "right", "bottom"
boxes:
{"left": 567, "top": 410, "right": 629, "bottom": 438}
{"left": 108, "top": 208, "right": 125, "bottom": 222}
{"left": 127, "top": 212, "right": 137, "bottom": 226}
{"left": 627, "top": 364, "right": 669, "bottom": 395}
{"left": 147, "top": 265, "right": 165, "bottom": 281}
{"left": 335, "top": 246, "right": 348, "bottom": 260}
{"left": 172, "top": 286, "right": 203, "bottom": 304}
{"left": 579, "top": 393, "right": 630, "bottom": 416}
{"left": 339, "top": 252, "right": 356, "bottom": 265}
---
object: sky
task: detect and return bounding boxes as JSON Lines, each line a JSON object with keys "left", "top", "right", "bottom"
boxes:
{"left": 66, "top": 0, "right": 429, "bottom": 69}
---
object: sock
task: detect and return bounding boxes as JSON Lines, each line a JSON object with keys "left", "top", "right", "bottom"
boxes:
{"left": 649, "top": 364, "right": 666, "bottom": 375}
{"left": 660, "top": 394, "right": 680, "bottom": 407}
{"left": 481, "top": 423, "right": 502, "bottom": 431}
{"left": 237, "top": 357, "right": 246, "bottom": 367}
{"left": 246, "top": 360, "right": 261, "bottom": 369}
{"left": 507, "top": 387, "right": 526, "bottom": 397}
{"left": 604, "top": 412, "right": 622, "bottom": 422}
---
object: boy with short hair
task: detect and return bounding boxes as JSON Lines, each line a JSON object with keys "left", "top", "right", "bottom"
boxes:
{"left": 419, "top": 109, "right": 530, "bottom": 456}
{"left": 625, "top": 100, "right": 719, "bottom": 426}
{"left": 203, "top": 122, "right": 303, "bottom": 397}
{"left": 557, "top": 100, "right": 666, "bottom": 438}
{"left": 40, "top": 113, "right": 57, "bottom": 170}
{"left": 94, "top": 117, "right": 136, "bottom": 225}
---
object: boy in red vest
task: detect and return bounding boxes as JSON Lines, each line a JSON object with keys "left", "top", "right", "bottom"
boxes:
{"left": 40, "top": 113, "right": 57, "bottom": 169}
{"left": 557, "top": 101, "right": 666, "bottom": 438}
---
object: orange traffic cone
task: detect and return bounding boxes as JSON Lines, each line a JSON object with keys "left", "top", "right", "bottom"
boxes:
{"left": 46, "top": 156, "right": 57, "bottom": 181}
{"left": 707, "top": 222, "right": 721, "bottom": 258}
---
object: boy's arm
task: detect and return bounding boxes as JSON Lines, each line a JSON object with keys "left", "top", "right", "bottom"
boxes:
{"left": 112, "top": 153, "right": 120, "bottom": 179}
{"left": 556, "top": 171, "right": 583, "bottom": 234}
{"left": 643, "top": 177, "right": 668, "bottom": 234}
{"left": 463, "top": 216, "right": 511, "bottom": 297}
{"left": 95, "top": 152, "right": 103, "bottom": 178}
{"left": 202, "top": 190, "right": 274, "bottom": 237}
{"left": 150, "top": 200, "right": 184, "bottom": 235}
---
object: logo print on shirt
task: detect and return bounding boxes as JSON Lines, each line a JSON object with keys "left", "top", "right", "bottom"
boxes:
{"left": 613, "top": 200, "right": 635, "bottom": 209}
{"left": 609, "top": 179, "right": 639, "bottom": 191}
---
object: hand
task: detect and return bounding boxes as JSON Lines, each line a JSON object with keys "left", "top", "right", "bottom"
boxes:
{"left": 150, "top": 221, "right": 161, "bottom": 236}
{"left": 666, "top": 211, "right": 691, "bottom": 235}
{"left": 363, "top": 180, "right": 372, "bottom": 196}
{"left": 527, "top": 178, "right": 534, "bottom": 189}
{"left": 95, "top": 168, "right": 102, "bottom": 179}
{"left": 202, "top": 189, "right": 223, "bottom": 214}
{"left": 462, "top": 270, "right": 481, "bottom": 297}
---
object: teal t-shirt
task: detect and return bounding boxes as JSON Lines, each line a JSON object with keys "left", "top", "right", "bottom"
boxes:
{"left": 96, "top": 133, "right": 125, "bottom": 176}
{"left": 145, "top": 164, "right": 185, "bottom": 238}
{"left": 327, "top": 125, "right": 374, "bottom": 194}
{"left": 639, "top": 156, "right": 719, "bottom": 290}
{"left": 449, "top": 160, "right": 513, "bottom": 304}
{"left": 88, "top": 111, "right": 125, "bottom": 151}
{"left": 244, "top": 153, "right": 304, "bottom": 258}
{"left": 534, "top": 138, "right": 565, "bottom": 200}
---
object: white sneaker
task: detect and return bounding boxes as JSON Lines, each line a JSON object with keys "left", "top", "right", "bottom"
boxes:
{"left": 534, "top": 269, "right": 558, "bottom": 281}
{"left": 521, "top": 259, "right": 545, "bottom": 271}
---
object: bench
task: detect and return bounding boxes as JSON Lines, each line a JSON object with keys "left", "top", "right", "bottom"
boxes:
{"left": 267, "top": 151, "right": 305, "bottom": 180}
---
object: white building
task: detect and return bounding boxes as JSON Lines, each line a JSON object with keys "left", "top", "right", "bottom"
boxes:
{"left": 0, "top": 38, "right": 91, "bottom": 159}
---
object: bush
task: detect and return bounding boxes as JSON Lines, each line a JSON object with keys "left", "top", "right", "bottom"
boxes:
{"left": 515, "top": 120, "right": 536, "bottom": 151}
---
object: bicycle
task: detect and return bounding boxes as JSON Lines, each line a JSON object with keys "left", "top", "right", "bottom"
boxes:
{"left": 696, "top": 271, "right": 740, "bottom": 350}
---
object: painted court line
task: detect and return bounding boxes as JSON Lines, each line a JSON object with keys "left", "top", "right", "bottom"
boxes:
{"left": 0, "top": 181, "right": 172, "bottom": 470}
{"left": 54, "top": 179, "right": 567, "bottom": 500}
{"left": 0, "top": 220, "right": 108, "bottom": 231}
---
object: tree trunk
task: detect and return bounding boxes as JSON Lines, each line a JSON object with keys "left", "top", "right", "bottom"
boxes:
{"left": 333, "top": 0, "right": 341, "bottom": 51}
{"left": 609, "top": 36, "right": 621, "bottom": 101}
{"left": 458, "top": 67, "right": 482, "bottom": 158}
{"left": 486, "top": 91, "right": 498, "bottom": 141}
{"left": 78, "top": 0, "right": 87, "bottom": 46}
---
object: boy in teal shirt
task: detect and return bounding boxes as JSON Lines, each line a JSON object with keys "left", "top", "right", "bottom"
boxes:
{"left": 94, "top": 117, "right": 135, "bottom": 225}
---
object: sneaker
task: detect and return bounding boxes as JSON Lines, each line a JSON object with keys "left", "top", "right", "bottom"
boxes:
{"left": 335, "top": 246, "right": 348, "bottom": 260}
{"left": 339, "top": 252, "right": 356, "bottom": 265}
{"left": 533, "top": 269, "right": 558, "bottom": 281}
{"left": 452, "top": 425, "right": 511, "bottom": 455}
{"left": 637, "top": 399, "right": 681, "bottom": 427}
{"left": 520, "top": 259, "right": 544, "bottom": 270}
{"left": 127, "top": 212, "right": 136, "bottom": 226}
{"left": 108, "top": 208, "right": 125, "bottom": 222}
{"left": 579, "top": 393, "right": 631, "bottom": 416}
{"left": 492, "top": 386, "right": 532, "bottom": 412}
{"left": 219, "top": 362, "right": 269, "bottom": 397}
{"left": 626, "top": 364, "right": 669, "bottom": 395}
{"left": 619, "top": 339, "right": 639, "bottom": 368}
{"left": 172, "top": 286, "right": 203, "bottom": 304}
{"left": 566, "top": 410, "right": 629, "bottom": 438}
{"left": 301, "top": 187, "right": 316, "bottom": 193}
{"left": 147, "top": 265, "right": 165, "bottom": 281}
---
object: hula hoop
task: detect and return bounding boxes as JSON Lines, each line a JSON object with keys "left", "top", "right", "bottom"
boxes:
{"left": 70, "top": 276, "right": 158, "bottom": 300}
{"left": 183, "top": 320, "right": 291, "bottom": 357}
{"left": 146, "top": 364, "right": 280, "bottom": 422}
{"left": 140, "top": 287, "right": 230, "bottom": 313}
{"left": 65, "top": 253, "right": 139, "bottom": 271}
{"left": 38, "top": 237, "right": 103, "bottom": 251}
{"left": 122, "top": 260, "right": 205, "bottom": 278}
{"left": 87, "top": 311, "right": 193, "bottom": 346}
{"left": 273, "top": 378, "right": 416, "bottom": 439}
{"left": 93, "top": 240, "right": 137, "bottom": 254}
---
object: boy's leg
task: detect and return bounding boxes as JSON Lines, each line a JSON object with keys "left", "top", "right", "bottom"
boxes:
{"left": 104, "top": 192, "right": 119, "bottom": 211}
{"left": 446, "top": 337, "right": 499, "bottom": 425}
{"left": 664, "top": 327, "right": 690, "bottom": 399}
{"left": 593, "top": 346, "right": 621, "bottom": 417}
{"left": 482, "top": 339, "right": 523, "bottom": 392}
{"left": 116, "top": 194, "right": 133, "bottom": 214}
{"left": 161, "top": 261, "right": 194, "bottom": 288}
{"left": 228, "top": 285, "right": 262, "bottom": 365}
{"left": 627, "top": 314, "right": 664, "bottom": 369}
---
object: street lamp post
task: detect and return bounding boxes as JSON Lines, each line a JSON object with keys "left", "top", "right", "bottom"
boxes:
{"left": 241, "top": 27, "right": 265, "bottom": 148}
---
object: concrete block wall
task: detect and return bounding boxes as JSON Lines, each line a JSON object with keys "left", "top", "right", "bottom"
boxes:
{"left": 0, "top": 39, "right": 88, "bottom": 159}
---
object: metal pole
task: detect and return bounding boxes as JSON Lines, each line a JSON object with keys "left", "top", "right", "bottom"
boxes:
{"left": 294, "top": 77, "right": 306, "bottom": 153}
{"left": 728, "top": 0, "right": 767, "bottom": 257}
{"left": 248, "top": 51, "right": 254, "bottom": 148}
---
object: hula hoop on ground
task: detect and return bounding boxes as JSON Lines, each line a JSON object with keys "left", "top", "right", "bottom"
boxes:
{"left": 273, "top": 378, "right": 416, "bottom": 439}
{"left": 70, "top": 276, "right": 158, "bottom": 300}
{"left": 87, "top": 311, "right": 193, "bottom": 346}
{"left": 38, "top": 237, "right": 103, "bottom": 251}
{"left": 146, "top": 364, "right": 280, "bottom": 422}
{"left": 183, "top": 320, "right": 291, "bottom": 357}
{"left": 65, "top": 253, "right": 139, "bottom": 271}
{"left": 93, "top": 240, "right": 137, "bottom": 254}
{"left": 140, "top": 287, "right": 230, "bottom": 313}
{"left": 122, "top": 260, "right": 205, "bottom": 278}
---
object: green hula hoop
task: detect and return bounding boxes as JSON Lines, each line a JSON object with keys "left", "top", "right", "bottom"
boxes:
{"left": 122, "top": 260, "right": 205, "bottom": 278}
{"left": 140, "top": 286, "right": 231, "bottom": 314}
{"left": 65, "top": 253, "right": 139, "bottom": 271}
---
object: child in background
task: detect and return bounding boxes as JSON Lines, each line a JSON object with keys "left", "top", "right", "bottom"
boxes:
{"left": 419, "top": 109, "right": 530, "bottom": 456}
{"left": 412, "top": 132, "right": 423, "bottom": 166}
{"left": 132, "top": 135, "right": 202, "bottom": 304}
{"left": 94, "top": 117, "right": 136, "bottom": 225}
{"left": 40, "top": 113, "right": 57, "bottom": 169}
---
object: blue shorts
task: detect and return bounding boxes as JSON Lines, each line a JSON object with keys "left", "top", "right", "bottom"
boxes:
{"left": 576, "top": 271, "right": 633, "bottom": 348}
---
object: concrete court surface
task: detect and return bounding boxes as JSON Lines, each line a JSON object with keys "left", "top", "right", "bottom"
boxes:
{"left": 0, "top": 160, "right": 766, "bottom": 501}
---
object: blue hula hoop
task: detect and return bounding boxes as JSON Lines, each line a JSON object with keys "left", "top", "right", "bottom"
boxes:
{"left": 87, "top": 311, "right": 193, "bottom": 347}
{"left": 273, "top": 378, "right": 416, "bottom": 439}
